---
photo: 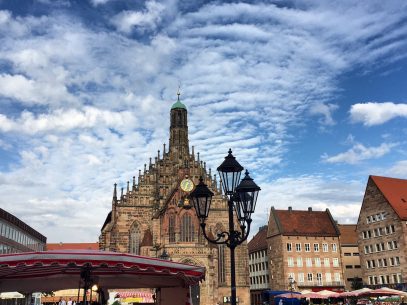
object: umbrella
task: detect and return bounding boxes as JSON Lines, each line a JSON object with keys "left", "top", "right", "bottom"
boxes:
{"left": 360, "top": 287, "right": 407, "bottom": 296}
{"left": 340, "top": 288, "right": 373, "bottom": 297}
{"left": 317, "top": 290, "right": 341, "bottom": 298}
{"left": 302, "top": 292, "right": 329, "bottom": 299}
{"left": 275, "top": 293, "right": 304, "bottom": 299}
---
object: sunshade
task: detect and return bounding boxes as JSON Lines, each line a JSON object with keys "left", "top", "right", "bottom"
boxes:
{"left": 275, "top": 293, "right": 303, "bottom": 299}
{"left": 359, "top": 287, "right": 407, "bottom": 296}
{"left": 0, "top": 250, "right": 205, "bottom": 293}
{"left": 302, "top": 292, "right": 329, "bottom": 299}
{"left": 317, "top": 290, "right": 341, "bottom": 297}
{"left": 340, "top": 288, "right": 373, "bottom": 297}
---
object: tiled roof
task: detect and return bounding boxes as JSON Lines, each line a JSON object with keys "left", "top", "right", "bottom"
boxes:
{"left": 248, "top": 226, "right": 267, "bottom": 253}
{"left": 337, "top": 224, "right": 358, "bottom": 245}
{"left": 370, "top": 175, "right": 407, "bottom": 220}
{"left": 47, "top": 242, "right": 99, "bottom": 250}
{"left": 272, "top": 209, "right": 339, "bottom": 236}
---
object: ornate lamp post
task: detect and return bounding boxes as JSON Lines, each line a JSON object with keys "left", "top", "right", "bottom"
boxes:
{"left": 189, "top": 149, "right": 261, "bottom": 305}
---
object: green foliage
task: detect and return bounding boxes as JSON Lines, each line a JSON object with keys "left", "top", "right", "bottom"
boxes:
{"left": 112, "top": 300, "right": 121, "bottom": 305}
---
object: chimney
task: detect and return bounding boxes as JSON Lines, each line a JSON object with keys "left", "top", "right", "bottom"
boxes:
{"left": 288, "top": 206, "right": 292, "bottom": 212}
{"left": 308, "top": 207, "right": 312, "bottom": 212}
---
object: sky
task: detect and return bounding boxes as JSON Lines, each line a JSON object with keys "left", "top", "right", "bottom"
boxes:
{"left": 0, "top": 0, "right": 406, "bottom": 243}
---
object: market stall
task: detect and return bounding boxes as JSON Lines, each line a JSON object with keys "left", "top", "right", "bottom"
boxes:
{"left": 0, "top": 250, "right": 205, "bottom": 305}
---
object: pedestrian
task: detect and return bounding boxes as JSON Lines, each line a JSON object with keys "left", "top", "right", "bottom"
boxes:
{"left": 68, "top": 298, "right": 72, "bottom": 305}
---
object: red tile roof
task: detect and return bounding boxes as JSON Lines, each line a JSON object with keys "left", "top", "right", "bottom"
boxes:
{"left": 370, "top": 175, "right": 407, "bottom": 220}
{"left": 338, "top": 224, "right": 358, "bottom": 245}
{"left": 47, "top": 243, "right": 99, "bottom": 251}
{"left": 248, "top": 226, "right": 267, "bottom": 253}
{"left": 272, "top": 208, "right": 339, "bottom": 236}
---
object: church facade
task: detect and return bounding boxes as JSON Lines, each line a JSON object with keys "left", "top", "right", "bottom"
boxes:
{"left": 99, "top": 97, "right": 250, "bottom": 305}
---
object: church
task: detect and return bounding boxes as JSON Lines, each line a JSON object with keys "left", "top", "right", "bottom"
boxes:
{"left": 99, "top": 95, "right": 250, "bottom": 305}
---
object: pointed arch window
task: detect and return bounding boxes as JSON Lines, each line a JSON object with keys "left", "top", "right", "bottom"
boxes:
{"left": 180, "top": 213, "right": 195, "bottom": 242}
{"left": 169, "top": 214, "right": 176, "bottom": 243}
{"left": 130, "top": 223, "right": 141, "bottom": 255}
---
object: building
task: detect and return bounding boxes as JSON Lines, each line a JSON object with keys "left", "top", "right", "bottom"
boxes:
{"left": 356, "top": 175, "right": 407, "bottom": 289}
{"left": 248, "top": 226, "right": 269, "bottom": 305}
{"left": 47, "top": 242, "right": 99, "bottom": 250}
{"left": 267, "top": 207, "right": 345, "bottom": 292}
{"left": 337, "top": 224, "right": 362, "bottom": 291}
{"left": 99, "top": 96, "right": 250, "bottom": 305}
{"left": 0, "top": 208, "right": 46, "bottom": 254}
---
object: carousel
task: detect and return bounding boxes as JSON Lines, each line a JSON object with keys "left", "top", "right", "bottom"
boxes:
{"left": 0, "top": 250, "right": 205, "bottom": 305}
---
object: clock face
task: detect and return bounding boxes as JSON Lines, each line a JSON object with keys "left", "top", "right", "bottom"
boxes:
{"left": 180, "top": 178, "right": 194, "bottom": 192}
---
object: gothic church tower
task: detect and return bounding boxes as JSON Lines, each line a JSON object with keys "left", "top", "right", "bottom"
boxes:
{"left": 99, "top": 95, "right": 250, "bottom": 305}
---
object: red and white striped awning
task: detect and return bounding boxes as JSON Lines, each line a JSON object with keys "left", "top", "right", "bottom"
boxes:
{"left": 0, "top": 250, "right": 205, "bottom": 293}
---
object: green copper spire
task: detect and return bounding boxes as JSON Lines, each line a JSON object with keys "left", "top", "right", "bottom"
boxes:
{"left": 171, "top": 89, "right": 187, "bottom": 110}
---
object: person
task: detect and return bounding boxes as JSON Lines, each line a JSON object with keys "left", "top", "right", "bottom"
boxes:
{"left": 67, "top": 299, "right": 72, "bottom": 305}
{"left": 61, "top": 299, "right": 66, "bottom": 305}
{"left": 279, "top": 299, "right": 284, "bottom": 305}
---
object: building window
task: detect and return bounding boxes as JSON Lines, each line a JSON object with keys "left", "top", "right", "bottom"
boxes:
{"left": 325, "top": 273, "right": 331, "bottom": 283}
{"left": 306, "top": 258, "right": 312, "bottom": 267}
{"left": 332, "top": 243, "right": 337, "bottom": 252}
{"left": 305, "top": 243, "right": 310, "bottom": 252}
{"left": 287, "top": 243, "right": 292, "bottom": 252}
{"left": 296, "top": 243, "right": 301, "bottom": 252}
{"left": 324, "top": 258, "right": 330, "bottom": 267}
{"left": 297, "top": 257, "right": 303, "bottom": 267}
{"left": 168, "top": 214, "right": 176, "bottom": 243}
{"left": 334, "top": 273, "right": 341, "bottom": 282}
{"left": 315, "top": 258, "right": 321, "bottom": 267}
{"left": 333, "top": 258, "right": 339, "bottom": 267}
{"left": 298, "top": 273, "right": 304, "bottom": 283}
{"left": 129, "top": 223, "right": 141, "bottom": 255}
{"left": 288, "top": 257, "right": 294, "bottom": 267}
{"left": 322, "top": 243, "right": 328, "bottom": 252}
{"left": 344, "top": 252, "right": 351, "bottom": 256}
{"left": 317, "top": 273, "right": 322, "bottom": 285}
{"left": 314, "top": 243, "right": 319, "bottom": 252}
{"left": 307, "top": 273, "right": 313, "bottom": 282}
{"left": 180, "top": 214, "right": 195, "bottom": 242}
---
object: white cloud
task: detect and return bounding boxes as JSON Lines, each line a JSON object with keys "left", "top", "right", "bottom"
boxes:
{"left": 322, "top": 142, "right": 397, "bottom": 164}
{"left": 350, "top": 102, "right": 407, "bottom": 126}
{"left": 90, "top": 0, "right": 111, "bottom": 6}
{"left": 0, "top": 107, "right": 135, "bottom": 134}
{"left": 309, "top": 102, "right": 338, "bottom": 125}
{"left": 111, "top": 1, "right": 165, "bottom": 33}
{"left": 387, "top": 160, "right": 407, "bottom": 177}
{"left": 0, "top": 74, "right": 73, "bottom": 105}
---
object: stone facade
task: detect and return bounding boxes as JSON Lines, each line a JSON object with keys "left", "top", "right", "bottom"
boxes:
{"left": 99, "top": 97, "right": 250, "bottom": 305}
{"left": 356, "top": 176, "right": 407, "bottom": 289}
{"left": 267, "top": 207, "right": 345, "bottom": 292}
{"left": 337, "top": 224, "right": 362, "bottom": 291}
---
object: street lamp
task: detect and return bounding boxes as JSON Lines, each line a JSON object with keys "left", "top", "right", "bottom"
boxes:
{"left": 189, "top": 149, "right": 261, "bottom": 305}
{"left": 288, "top": 275, "right": 296, "bottom": 292}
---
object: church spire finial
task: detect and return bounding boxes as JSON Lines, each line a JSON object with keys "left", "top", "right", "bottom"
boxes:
{"left": 177, "top": 85, "right": 181, "bottom": 101}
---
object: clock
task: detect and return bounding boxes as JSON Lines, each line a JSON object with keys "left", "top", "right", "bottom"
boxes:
{"left": 180, "top": 178, "right": 194, "bottom": 192}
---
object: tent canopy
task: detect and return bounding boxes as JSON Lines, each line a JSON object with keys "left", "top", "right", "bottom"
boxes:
{"left": 0, "top": 250, "right": 205, "bottom": 293}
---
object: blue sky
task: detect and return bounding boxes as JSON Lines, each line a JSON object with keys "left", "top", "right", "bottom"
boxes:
{"left": 0, "top": 0, "right": 406, "bottom": 242}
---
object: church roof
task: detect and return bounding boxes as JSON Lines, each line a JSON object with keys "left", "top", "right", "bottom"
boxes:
{"left": 337, "top": 224, "right": 358, "bottom": 245}
{"left": 248, "top": 225, "right": 267, "bottom": 253}
{"left": 370, "top": 175, "right": 407, "bottom": 220}
{"left": 171, "top": 100, "right": 187, "bottom": 110}
{"left": 270, "top": 208, "right": 340, "bottom": 237}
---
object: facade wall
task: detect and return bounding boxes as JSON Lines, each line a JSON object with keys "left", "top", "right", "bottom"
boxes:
{"left": 0, "top": 208, "right": 46, "bottom": 254}
{"left": 357, "top": 179, "right": 405, "bottom": 288}
{"left": 249, "top": 249, "right": 269, "bottom": 305}
{"left": 340, "top": 245, "right": 362, "bottom": 290}
{"left": 99, "top": 105, "right": 250, "bottom": 305}
{"left": 271, "top": 235, "right": 345, "bottom": 291}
